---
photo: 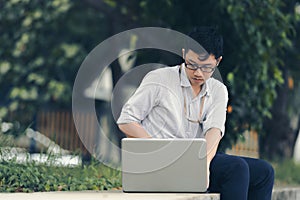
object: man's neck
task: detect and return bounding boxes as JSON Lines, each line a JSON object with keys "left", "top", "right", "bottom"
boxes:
{"left": 192, "top": 85, "right": 202, "bottom": 97}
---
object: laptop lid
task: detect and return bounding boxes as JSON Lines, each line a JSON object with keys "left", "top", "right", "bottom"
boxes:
{"left": 122, "top": 138, "right": 207, "bottom": 192}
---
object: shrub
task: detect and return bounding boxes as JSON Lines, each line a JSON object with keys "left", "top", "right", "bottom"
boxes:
{"left": 273, "top": 159, "right": 300, "bottom": 186}
{"left": 0, "top": 159, "right": 121, "bottom": 192}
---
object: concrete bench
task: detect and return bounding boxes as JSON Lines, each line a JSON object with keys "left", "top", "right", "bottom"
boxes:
{"left": 0, "top": 187, "right": 299, "bottom": 200}
{"left": 272, "top": 187, "right": 300, "bottom": 200}
{"left": 99, "top": 188, "right": 300, "bottom": 200}
{"left": 0, "top": 190, "right": 220, "bottom": 200}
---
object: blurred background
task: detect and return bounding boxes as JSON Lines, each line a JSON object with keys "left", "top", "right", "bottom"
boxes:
{"left": 1, "top": 0, "right": 300, "bottom": 190}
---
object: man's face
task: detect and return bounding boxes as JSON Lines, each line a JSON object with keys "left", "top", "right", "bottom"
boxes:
{"left": 184, "top": 49, "right": 221, "bottom": 88}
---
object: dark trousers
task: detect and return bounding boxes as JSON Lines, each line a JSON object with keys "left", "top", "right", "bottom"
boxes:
{"left": 208, "top": 153, "right": 274, "bottom": 200}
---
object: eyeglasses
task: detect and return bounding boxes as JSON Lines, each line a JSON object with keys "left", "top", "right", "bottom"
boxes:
{"left": 178, "top": 64, "right": 206, "bottom": 136}
{"left": 185, "top": 62, "right": 216, "bottom": 73}
{"left": 183, "top": 94, "right": 205, "bottom": 124}
{"left": 179, "top": 65, "right": 206, "bottom": 124}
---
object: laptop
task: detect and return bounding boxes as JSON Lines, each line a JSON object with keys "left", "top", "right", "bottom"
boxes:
{"left": 122, "top": 138, "right": 207, "bottom": 192}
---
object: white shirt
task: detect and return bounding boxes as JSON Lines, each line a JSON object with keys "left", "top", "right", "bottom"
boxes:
{"left": 117, "top": 64, "right": 228, "bottom": 138}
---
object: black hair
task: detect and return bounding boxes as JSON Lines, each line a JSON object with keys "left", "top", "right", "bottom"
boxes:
{"left": 185, "top": 26, "right": 223, "bottom": 59}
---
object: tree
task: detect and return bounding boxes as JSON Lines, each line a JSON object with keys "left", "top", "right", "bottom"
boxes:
{"left": 0, "top": 0, "right": 107, "bottom": 130}
{"left": 1, "top": 0, "right": 298, "bottom": 160}
{"left": 261, "top": 0, "right": 300, "bottom": 160}
{"left": 217, "top": 0, "right": 298, "bottom": 157}
{"left": 81, "top": 0, "right": 299, "bottom": 157}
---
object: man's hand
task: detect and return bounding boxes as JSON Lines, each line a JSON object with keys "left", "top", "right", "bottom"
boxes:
{"left": 206, "top": 163, "right": 210, "bottom": 189}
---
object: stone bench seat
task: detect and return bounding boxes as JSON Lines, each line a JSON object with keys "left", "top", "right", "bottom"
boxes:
{"left": 0, "top": 187, "right": 299, "bottom": 200}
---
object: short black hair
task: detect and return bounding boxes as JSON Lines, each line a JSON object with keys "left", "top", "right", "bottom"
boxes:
{"left": 185, "top": 26, "right": 223, "bottom": 59}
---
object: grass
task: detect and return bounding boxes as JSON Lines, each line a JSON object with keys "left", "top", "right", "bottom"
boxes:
{"left": 272, "top": 159, "right": 300, "bottom": 187}
{"left": 2, "top": 137, "right": 299, "bottom": 193}
{"left": 0, "top": 129, "right": 122, "bottom": 193}
{"left": 0, "top": 158, "right": 121, "bottom": 192}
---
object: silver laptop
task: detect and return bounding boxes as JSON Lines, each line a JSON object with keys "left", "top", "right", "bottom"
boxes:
{"left": 122, "top": 138, "right": 207, "bottom": 192}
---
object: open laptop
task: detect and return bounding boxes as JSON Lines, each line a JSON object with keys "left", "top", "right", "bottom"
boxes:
{"left": 122, "top": 138, "right": 207, "bottom": 192}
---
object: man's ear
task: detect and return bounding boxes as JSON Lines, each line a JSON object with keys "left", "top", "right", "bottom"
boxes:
{"left": 182, "top": 48, "right": 185, "bottom": 59}
{"left": 216, "top": 56, "right": 223, "bottom": 66}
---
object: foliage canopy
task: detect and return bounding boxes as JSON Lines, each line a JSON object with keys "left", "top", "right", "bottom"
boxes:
{"left": 0, "top": 0, "right": 299, "bottom": 153}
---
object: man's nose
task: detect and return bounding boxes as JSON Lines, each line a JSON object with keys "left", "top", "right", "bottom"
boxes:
{"left": 194, "top": 68, "right": 203, "bottom": 76}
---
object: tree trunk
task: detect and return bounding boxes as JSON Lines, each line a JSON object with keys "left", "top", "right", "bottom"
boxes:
{"left": 260, "top": 66, "right": 298, "bottom": 160}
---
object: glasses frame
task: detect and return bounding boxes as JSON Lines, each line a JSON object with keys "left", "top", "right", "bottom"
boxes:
{"left": 185, "top": 61, "right": 216, "bottom": 73}
{"left": 183, "top": 94, "right": 205, "bottom": 124}
{"left": 178, "top": 64, "right": 206, "bottom": 134}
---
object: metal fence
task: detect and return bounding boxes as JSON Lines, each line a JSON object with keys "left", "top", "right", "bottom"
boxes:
{"left": 226, "top": 130, "right": 259, "bottom": 158}
{"left": 36, "top": 110, "right": 97, "bottom": 155}
{"left": 36, "top": 110, "right": 259, "bottom": 158}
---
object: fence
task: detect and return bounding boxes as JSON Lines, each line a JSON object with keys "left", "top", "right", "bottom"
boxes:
{"left": 36, "top": 110, "right": 97, "bottom": 155}
{"left": 226, "top": 130, "right": 259, "bottom": 158}
{"left": 36, "top": 110, "right": 259, "bottom": 158}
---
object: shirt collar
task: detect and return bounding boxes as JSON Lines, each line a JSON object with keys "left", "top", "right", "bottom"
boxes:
{"left": 179, "top": 63, "right": 210, "bottom": 97}
{"left": 180, "top": 63, "right": 191, "bottom": 87}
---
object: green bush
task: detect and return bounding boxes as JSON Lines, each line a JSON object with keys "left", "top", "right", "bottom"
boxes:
{"left": 0, "top": 160, "right": 121, "bottom": 192}
{"left": 273, "top": 159, "right": 300, "bottom": 186}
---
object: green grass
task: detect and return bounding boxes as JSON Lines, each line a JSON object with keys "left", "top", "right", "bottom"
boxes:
{"left": 2, "top": 156, "right": 300, "bottom": 192}
{"left": 272, "top": 159, "right": 300, "bottom": 187}
{"left": 0, "top": 159, "right": 121, "bottom": 192}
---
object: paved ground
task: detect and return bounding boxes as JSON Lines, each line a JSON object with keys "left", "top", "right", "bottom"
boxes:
{"left": 0, "top": 190, "right": 220, "bottom": 200}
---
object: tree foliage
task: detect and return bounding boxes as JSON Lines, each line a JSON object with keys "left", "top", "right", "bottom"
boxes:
{"left": 0, "top": 0, "right": 299, "bottom": 158}
{"left": 0, "top": 0, "right": 107, "bottom": 126}
{"left": 218, "top": 0, "right": 298, "bottom": 151}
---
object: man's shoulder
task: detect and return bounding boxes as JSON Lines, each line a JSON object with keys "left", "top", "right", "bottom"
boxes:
{"left": 207, "top": 77, "right": 226, "bottom": 86}
{"left": 148, "top": 65, "right": 179, "bottom": 75}
{"left": 144, "top": 65, "right": 180, "bottom": 83}
{"left": 206, "top": 78, "right": 228, "bottom": 94}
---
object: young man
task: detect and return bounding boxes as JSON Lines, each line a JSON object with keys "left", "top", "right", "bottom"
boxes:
{"left": 117, "top": 27, "right": 274, "bottom": 200}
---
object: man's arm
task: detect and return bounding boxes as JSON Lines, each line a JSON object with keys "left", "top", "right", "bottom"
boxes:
{"left": 118, "top": 122, "right": 152, "bottom": 138}
{"left": 117, "top": 70, "right": 161, "bottom": 137}
{"left": 201, "top": 83, "right": 228, "bottom": 188}
{"left": 205, "top": 128, "right": 222, "bottom": 164}
{"left": 205, "top": 127, "right": 222, "bottom": 188}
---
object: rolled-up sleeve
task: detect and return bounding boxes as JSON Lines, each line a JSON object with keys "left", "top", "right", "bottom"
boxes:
{"left": 117, "top": 72, "right": 160, "bottom": 125}
{"left": 202, "top": 84, "right": 228, "bottom": 137}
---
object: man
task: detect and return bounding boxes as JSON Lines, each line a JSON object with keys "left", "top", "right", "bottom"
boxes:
{"left": 117, "top": 27, "right": 274, "bottom": 200}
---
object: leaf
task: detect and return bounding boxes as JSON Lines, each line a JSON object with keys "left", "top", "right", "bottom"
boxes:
{"left": 0, "top": 61, "right": 11, "bottom": 75}
{"left": 227, "top": 72, "right": 234, "bottom": 83}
